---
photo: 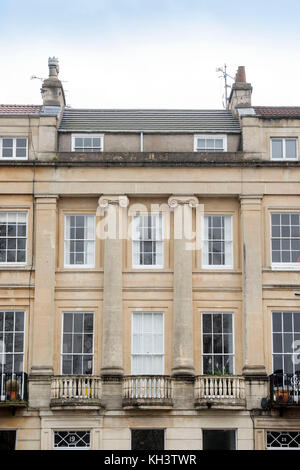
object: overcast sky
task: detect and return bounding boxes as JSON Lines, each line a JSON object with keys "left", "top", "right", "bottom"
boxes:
{"left": 1, "top": 0, "right": 300, "bottom": 109}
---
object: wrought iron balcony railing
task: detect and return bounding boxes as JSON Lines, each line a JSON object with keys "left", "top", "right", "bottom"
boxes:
{"left": 50, "top": 375, "right": 102, "bottom": 407}
{"left": 122, "top": 375, "right": 173, "bottom": 408}
{"left": 270, "top": 373, "right": 300, "bottom": 405}
{"left": 0, "top": 372, "right": 28, "bottom": 403}
{"left": 194, "top": 375, "right": 246, "bottom": 409}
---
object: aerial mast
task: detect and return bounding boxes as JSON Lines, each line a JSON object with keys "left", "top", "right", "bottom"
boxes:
{"left": 216, "top": 64, "right": 234, "bottom": 109}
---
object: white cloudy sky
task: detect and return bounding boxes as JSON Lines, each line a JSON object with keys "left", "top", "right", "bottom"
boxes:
{"left": 1, "top": 0, "right": 300, "bottom": 109}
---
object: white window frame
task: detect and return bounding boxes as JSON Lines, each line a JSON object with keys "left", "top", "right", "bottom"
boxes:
{"left": 0, "top": 310, "right": 25, "bottom": 375}
{"left": 0, "top": 137, "right": 28, "bottom": 160}
{"left": 61, "top": 311, "right": 94, "bottom": 375}
{"left": 71, "top": 134, "right": 104, "bottom": 152}
{"left": 132, "top": 213, "right": 164, "bottom": 269}
{"left": 201, "top": 312, "right": 235, "bottom": 375}
{"left": 270, "top": 212, "right": 300, "bottom": 270}
{"left": 131, "top": 311, "right": 164, "bottom": 375}
{"left": 202, "top": 214, "right": 233, "bottom": 269}
{"left": 64, "top": 214, "right": 95, "bottom": 268}
{"left": 0, "top": 211, "right": 28, "bottom": 265}
{"left": 194, "top": 134, "right": 227, "bottom": 152}
{"left": 270, "top": 137, "right": 298, "bottom": 161}
{"left": 271, "top": 310, "right": 300, "bottom": 375}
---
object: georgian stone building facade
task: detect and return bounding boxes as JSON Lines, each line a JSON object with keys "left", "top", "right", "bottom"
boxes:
{"left": 0, "top": 58, "right": 300, "bottom": 450}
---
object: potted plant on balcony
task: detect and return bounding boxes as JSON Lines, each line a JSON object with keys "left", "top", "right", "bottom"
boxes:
{"left": 275, "top": 388, "right": 290, "bottom": 404}
{"left": 5, "top": 379, "right": 20, "bottom": 400}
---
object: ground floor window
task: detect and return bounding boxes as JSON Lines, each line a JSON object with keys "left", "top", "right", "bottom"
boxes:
{"left": 53, "top": 430, "right": 91, "bottom": 449}
{"left": 131, "top": 429, "right": 165, "bottom": 450}
{"left": 202, "top": 429, "right": 236, "bottom": 450}
{"left": 267, "top": 431, "right": 300, "bottom": 449}
{"left": 0, "top": 430, "right": 16, "bottom": 450}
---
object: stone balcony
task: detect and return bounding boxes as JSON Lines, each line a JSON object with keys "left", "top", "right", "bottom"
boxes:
{"left": 194, "top": 375, "right": 246, "bottom": 409}
{"left": 50, "top": 375, "right": 102, "bottom": 409}
{"left": 122, "top": 375, "right": 173, "bottom": 409}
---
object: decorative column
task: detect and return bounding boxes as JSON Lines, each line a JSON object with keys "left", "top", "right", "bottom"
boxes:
{"left": 30, "top": 195, "right": 58, "bottom": 376}
{"left": 99, "top": 195, "right": 129, "bottom": 377}
{"left": 240, "top": 195, "right": 266, "bottom": 376}
{"left": 168, "top": 195, "right": 199, "bottom": 377}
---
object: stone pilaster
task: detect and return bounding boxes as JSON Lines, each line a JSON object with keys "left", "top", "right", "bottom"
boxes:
{"left": 99, "top": 195, "right": 129, "bottom": 377}
{"left": 29, "top": 196, "right": 58, "bottom": 408}
{"left": 240, "top": 195, "right": 266, "bottom": 377}
{"left": 168, "top": 195, "right": 199, "bottom": 377}
{"left": 30, "top": 196, "right": 58, "bottom": 376}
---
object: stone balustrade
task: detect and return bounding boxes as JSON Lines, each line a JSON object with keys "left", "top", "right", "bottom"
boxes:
{"left": 122, "top": 375, "right": 173, "bottom": 408}
{"left": 50, "top": 376, "right": 102, "bottom": 408}
{"left": 194, "top": 375, "right": 246, "bottom": 409}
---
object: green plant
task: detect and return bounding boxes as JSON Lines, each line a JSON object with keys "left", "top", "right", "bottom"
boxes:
{"left": 52, "top": 155, "right": 59, "bottom": 161}
{"left": 206, "top": 369, "right": 224, "bottom": 376}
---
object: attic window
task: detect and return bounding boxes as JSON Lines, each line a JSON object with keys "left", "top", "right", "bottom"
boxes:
{"left": 0, "top": 137, "right": 28, "bottom": 159}
{"left": 71, "top": 134, "right": 104, "bottom": 152}
{"left": 271, "top": 138, "right": 298, "bottom": 160}
{"left": 194, "top": 134, "right": 227, "bottom": 152}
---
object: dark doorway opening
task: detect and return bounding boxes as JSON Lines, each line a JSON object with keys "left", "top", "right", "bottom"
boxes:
{"left": 0, "top": 431, "right": 16, "bottom": 450}
{"left": 203, "top": 429, "right": 236, "bottom": 450}
{"left": 131, "top": 429, "right": 165, "bottom": 450}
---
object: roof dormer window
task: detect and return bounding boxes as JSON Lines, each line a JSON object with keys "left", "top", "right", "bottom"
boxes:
{"left": 194, "top": 134, "right": 227, "bottom": 152}
{"left": 71, "top": 134, "right": 103, "bottom": 152}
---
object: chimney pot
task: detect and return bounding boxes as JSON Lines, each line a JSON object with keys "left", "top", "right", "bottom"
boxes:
{"left": 235, "top": 66, "right": 246, "bottom": 83}
{"left": 48, "top": 57, "right": 59, "bottom": 78}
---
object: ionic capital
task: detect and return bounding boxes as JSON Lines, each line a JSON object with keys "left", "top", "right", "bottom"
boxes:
{"left": 168, "top": 195, "right": 199, "bottom": 209}
{"left": 98, "top": 195, "right": 129, "bottom": 209}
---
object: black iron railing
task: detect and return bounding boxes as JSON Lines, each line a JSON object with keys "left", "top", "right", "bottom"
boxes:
{"left": 0, "top": 372, "right": 28, "bottom": 402}
{"left": 270, "top": 373, "right": 300, "bottom": 405}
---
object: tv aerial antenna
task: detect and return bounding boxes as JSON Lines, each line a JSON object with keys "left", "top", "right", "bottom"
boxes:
{"left": 216, "top": 64, "right": 234, "bottom": 109}
{"left": 30, "top": 75, "right": 68, "bottom": 83}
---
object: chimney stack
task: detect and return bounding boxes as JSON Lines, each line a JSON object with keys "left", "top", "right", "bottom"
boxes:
{"left": 41, "top": 57, "right": 65, "bottom": 108}
{"left": 228, "top": 66, "right": 252, "bottom": 114}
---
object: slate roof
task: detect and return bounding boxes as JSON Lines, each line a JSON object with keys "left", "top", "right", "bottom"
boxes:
{"left": 59, "top": 109, "right": 241, "bottom": 133}
{"left": 0, "top": 104, "right": 42, "bottom": 114}
{"left": 254, "top": 106, "right": 300, "bottom": 118}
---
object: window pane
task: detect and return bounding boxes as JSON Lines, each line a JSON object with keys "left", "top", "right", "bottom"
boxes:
{"left": 74, "top": 314, "right": 83, "bottom": 332}
{"left": 84, "top": 314, "right": 93, "bottom": 333}
{"left": 64, "top": 313, "right": 73, "bottom": 333}
{"left": 286, "top": 139, "right": 297, "bottom": 159}
{"left": 273, "top": 333, "right": 282, "bottom": 353}
{"left": 213, "top": 315, "right": 222, "bottom": 333}
{"left": 223, "top": 314, "right": 232, "bottom": 333}
{"left": 3, "top": 139, "right": 13, "bottom": 148}
{"left": 15, "top": 149, "right": 26, "bottom": 158}
{"left": 224, "top": 334, "right": 233, "bottom": 354}
{"left": 203, "top": 314, "right": 212, "bottom": 333}
{"left": 73, "top": 334, "right": 83, "bottom": 353}
{"left": 283, "top": 313, "right": 293, "bottom": 332}
{"left": 63, "top": 334, "right": 72, "bottom": 353}
{"left": 203, "top": 334, "right": 212, "bottom": 353}
{"left": 83, "top": 334, "right": 93, "bottom": 354}
{"left": 272, "top": 139, "right": 283, "bottom": 158}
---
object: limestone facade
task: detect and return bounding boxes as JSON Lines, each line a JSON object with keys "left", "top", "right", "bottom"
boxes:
{"left": 0, "top": 61, "right": 300, "bottom": 450}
